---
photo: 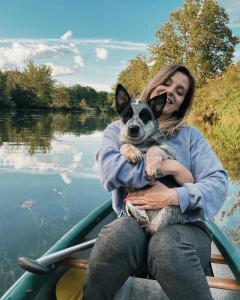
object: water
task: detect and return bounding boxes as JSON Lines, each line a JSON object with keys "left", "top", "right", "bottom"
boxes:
{"left": 0, "top": 111, "right": 239, "bottom": 295}
{"left": 0, "top": 111, "right": 112, "bottom": 295}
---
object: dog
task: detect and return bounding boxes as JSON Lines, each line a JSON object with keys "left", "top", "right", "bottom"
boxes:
{"left": 115, "top": 84, "right": 185, "bottom": 236}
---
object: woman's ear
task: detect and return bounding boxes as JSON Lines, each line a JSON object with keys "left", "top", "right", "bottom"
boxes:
{"left": 149, "top": 93, "right": 167, "bottom": 118}
{"left": 115, "top": 84, "right": 131, "bottom": 115}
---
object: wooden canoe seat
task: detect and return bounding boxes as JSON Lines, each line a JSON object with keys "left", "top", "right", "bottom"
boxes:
{"left": 210, "top": 253, "right": 226, "bottom": 264}
{"left": 61, "top": 256, "right": 240, "bottom": 292}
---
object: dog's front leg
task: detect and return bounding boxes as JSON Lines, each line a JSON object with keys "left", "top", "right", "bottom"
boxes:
{"left": 120, "top": 144, "right": 143, "bottom": 163}
{"left": 145, "top": 146, "right": 164, "bottom": 179}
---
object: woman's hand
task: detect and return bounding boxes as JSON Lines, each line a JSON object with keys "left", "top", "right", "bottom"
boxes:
{"left": 125, "top": 182, "right": 179, "bottom": 210}
{"left": 160, "top": 160, "right": 194, "bottom": 185}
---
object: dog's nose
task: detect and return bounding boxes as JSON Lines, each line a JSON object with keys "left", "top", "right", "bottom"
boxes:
{"left": 128, "top": 125, "right": 140, "bottom": 137}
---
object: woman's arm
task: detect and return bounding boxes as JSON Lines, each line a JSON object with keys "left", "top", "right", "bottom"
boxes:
{"left": 98, "top": 122, "right": 150, "bottom": 191}
{"left": 175, "top": 128, "right": 228, "bottom": 221}
{"left": 160, "top": 159, "right": 194, "bottom": 185}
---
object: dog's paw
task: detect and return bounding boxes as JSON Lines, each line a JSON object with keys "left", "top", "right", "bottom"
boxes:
{"left": 145, "top": 146, "right": 163, "bottom": 179}
{"left": 120, "top": 144, "right": 143, "bottom": 163}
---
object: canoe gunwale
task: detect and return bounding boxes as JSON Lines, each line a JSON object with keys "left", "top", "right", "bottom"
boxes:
{"left": 204, "top": 220, "right": 240, "bottom": 281}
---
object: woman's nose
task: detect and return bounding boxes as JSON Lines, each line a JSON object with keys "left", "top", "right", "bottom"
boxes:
{"left": 166, "top": 86, "right": 174, "bottom": 95}
{"left": 166, "top": 89, "right": 173, "bottom": 95}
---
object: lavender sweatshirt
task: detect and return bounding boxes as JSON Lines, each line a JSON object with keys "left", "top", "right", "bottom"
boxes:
{"left": 98, "top": 120, "right": 228, "bottom": 222}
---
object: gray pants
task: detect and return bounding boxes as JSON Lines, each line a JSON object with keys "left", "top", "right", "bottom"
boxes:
{"left": 83, "top": 216, "right": 213, "bottom": 300}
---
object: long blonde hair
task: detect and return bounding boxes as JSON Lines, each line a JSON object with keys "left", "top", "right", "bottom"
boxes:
{"left": 140, "top": 64, "right": 195, "bottom": 137}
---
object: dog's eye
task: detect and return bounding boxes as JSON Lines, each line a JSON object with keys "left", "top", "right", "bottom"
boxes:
{"left": 122, "top": 106, "right": 133, "bottom": 124}
{"left": 139, "top": 109, "right": 152, "bottom": 124}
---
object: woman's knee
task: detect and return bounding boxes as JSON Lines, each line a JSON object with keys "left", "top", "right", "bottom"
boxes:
{"left": 100, "top": 216, "right": 146, "bottom": 245}
{"left": 148, "top": 225, "right": 196, "bottom": 273}
{"left": 148, "top": 225, "right": 213, "bottom": 300}
{"left": 91, "top": 216, "right": 147, "bottom": 264}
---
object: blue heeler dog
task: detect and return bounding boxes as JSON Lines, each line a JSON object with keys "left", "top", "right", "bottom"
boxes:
{"left": 115, "top": 84, "right": 185, "bottom": 236}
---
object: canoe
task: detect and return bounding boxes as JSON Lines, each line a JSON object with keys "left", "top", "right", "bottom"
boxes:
{"left": 1, "top": 198, "right": 240, "bottom": 300}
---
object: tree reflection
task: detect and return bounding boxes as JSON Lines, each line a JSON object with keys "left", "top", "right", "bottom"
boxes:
{"left": 0, "top": 112, "right": 114, "bottom": 155}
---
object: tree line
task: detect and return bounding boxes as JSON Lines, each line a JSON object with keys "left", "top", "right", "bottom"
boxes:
{"left": 0, "top": 61, "right": 113, "bottom": 112}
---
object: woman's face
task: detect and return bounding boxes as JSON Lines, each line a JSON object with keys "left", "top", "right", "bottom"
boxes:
{"left": 150, "top": 71, "right": 190, "bottom": 119}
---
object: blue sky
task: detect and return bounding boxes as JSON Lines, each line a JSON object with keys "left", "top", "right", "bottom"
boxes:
{"left": 0, "top": 0, "right": 239, "bottom": 91}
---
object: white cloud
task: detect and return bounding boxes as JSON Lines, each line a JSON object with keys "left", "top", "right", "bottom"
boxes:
{"left": 71, "top": 39, "right": 147, "bottom": 51}
{"left": 0, "top": 38, "right": 147, "bottom": 70}
{"left": 81, "top": 82, "right": 111, "bottom": 92}
{"left": 0, "top": 38, "right": 149, "bottom": 90}
{"left": 46, "top": 63, "right": 76, "bottom": 76}
{"left": 58, "top": 76, "right": 112, "bottom": 92}
{"left": 95, "top": 48, "right": 108, "bottom": 60}
{"left": 0, "top": 42, "right": 31, "bottom": 68}
{"left": 60, "top": 30, "right": 73, "bottom": 41}
{"left": 0, "top": 41, "right": 77, "bottom": 69}
{"left": 74, "top": 55, "right": 84, "bottom": 66}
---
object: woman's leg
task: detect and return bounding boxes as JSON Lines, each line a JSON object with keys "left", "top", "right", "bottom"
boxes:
{"left": 83, "top": 216, "right": 148, "bottom": 300}
{"left": 148, "top": 224, "right": 213, "bottom": 300}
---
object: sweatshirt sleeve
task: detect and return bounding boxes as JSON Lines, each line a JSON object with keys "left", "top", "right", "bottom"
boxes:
{"left": 98, "top": 121, "right": 151, "bottom": 192}
{"left": 175, "top": 128, "right": 228, "bottom": 222}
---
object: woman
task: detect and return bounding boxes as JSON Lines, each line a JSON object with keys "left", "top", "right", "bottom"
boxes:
{"left": 83, "top": 64, "right": 228, "bottom": 300}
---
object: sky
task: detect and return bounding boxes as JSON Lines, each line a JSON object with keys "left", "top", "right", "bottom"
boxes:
{"left": 0, "top": 0, "right": 239, "bottom": 92}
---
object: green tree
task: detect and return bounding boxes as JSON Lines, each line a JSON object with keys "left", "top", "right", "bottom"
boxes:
{"left": 11, "top": 85, "right": 38, "bottom": 109}
{"left": 22, "top": 61, "right": 54, "bottom": 107}
{"left": 0, "top": 70, "right": 11, "bottom": 108}
{"left": 0, "top": 62, "right": 112, "bottom": 112}
{"left": 190, "top": 60, "right": 240, "bottom": 120}
{"left": 67, "top": 84, "right": 83, "bottom": 108}
{"left": 52, "top": 85, "right": 71, "bottom": 109}
{"left": 81, "top": 86, "right": 98, "bottom": 110}
{"left": 107, "top": 92, "right": 115, "bottom": 111}
{"left": 97, "top": 91, "right": 110, "bottom": 111}
{"left": 67, "top": 84, "right": 98, "bottom": 110}
{"left": 117, "top": 55, "right": 149, "bottom": 98}
{"left": 149, "top": 0, "right": 239, "bottom": 84}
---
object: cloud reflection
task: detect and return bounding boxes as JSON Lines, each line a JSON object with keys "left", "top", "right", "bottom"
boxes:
{"left": 0, "top": 132, "right": 103, "bottom": 183}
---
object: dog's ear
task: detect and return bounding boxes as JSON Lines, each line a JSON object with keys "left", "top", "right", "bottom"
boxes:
{"left": 115, "top": 84, "right": 131, "bottom": 115}
{"left": 149, "top": 93, "right": 167, "bottom": 118}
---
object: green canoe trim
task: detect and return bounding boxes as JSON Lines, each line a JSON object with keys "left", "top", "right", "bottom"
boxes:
{"left": 1, "top": 198, "right": 113, "bottom": 300}
{"left": 204, "top": 220, "right": 240, "bottom": 281}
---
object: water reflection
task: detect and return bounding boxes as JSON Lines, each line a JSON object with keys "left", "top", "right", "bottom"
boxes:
{"left": 0, "top": 111, "right": 113, "bottom": 295}
{"left": 0, "top": 111, "right": 113, "bottom": 155}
